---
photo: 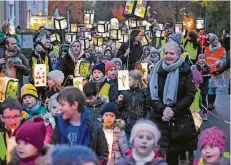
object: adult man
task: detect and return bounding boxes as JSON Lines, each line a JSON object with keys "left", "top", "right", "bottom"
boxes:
{"left": 0, "top": 37, "right": 30, "bottom": 89}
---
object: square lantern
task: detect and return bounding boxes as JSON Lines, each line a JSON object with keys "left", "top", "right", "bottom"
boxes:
{"left": 106, "top": 21, "right": 111, "bottom": 32}
{"left": 141, "top": 34, "right": 149, "bottom": 46}
{"left": 83, "top": 10, "right": 94, "bottom": 25}
{"left": 82, "top": 31, "right": 92, "bottom": 41}
{"left": 125, "top": 19, "right": 140, "bottom": 29}
{"left": 79, "top": 38, "right": 90, "bottom": 50}
{"left": 54, "top": 17, "right": 67, "bottom": 30}
{"left": 116, "top": 41, "right": 122, "bottom": 49}
{"left": 138, "top": 26, "right": 146, "bottom": 35}
{"left": 174, "top": 23, "right": 183, "bottom": 33}
{"left": 145, "top": 30, "right": 152, "bottom": 43}
{"left": 50, "top": 33, "right": 61, "bottom": 43}
{"left": 123, "top": 0, "right": 148, "bottom": 19}
{"left": 119, "top": 34, "right": 129, "bottom": 43}
{"left": 69, "top": 24, "right": 78, "bottom": 33}
{"left": 110, "top": 18, "right": 119, "bottom": 29}
{"left": 155, "top": 30, "right": 165, "bottom": 38}
{"left": 93, "top": 36, "right": 104, "bottom": 46}
{"left": 65, "top": 33, "right": 77, "bottom": 44}
{"left": 109, "top": 29, "right": 121, "bottom": 40}
{"left": 196, "top": 18, "right": 206, "bottom": 30}
{"left": 97, "top": 21, "right": 106, "bottom": 33}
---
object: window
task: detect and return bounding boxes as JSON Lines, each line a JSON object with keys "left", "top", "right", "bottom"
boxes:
{"left": 9, "top": 4, "right": 13, "bottom": 17}
{"left": 33, "top": 0, "right": 36, "bottom": 6}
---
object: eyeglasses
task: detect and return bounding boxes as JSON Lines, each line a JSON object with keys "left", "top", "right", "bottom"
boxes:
{"left": 3, "top": 115, "right": 21, "bottom": 121}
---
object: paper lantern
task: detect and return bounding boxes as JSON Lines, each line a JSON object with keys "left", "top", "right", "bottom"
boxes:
{"left": 125, "top": 19, "right": 141, "bottom": 29}
{"left": 109, "top": 29, "right": 121, "bottom": 40}
{"left": 65, "top": 33, "right": 77, "bottom": 44}
{"left": 196, "top": 18, "right": 206, "bottom": 30}
{"left": 138, "top": 26, "right": 146, "bottom": 35}
{"left": 174, "top": 23, "right": 183, "bottom": 33}
{"left": 145, "top": 30, "right": 152, "bottom": 43}
{"left": 69, "top": 24, "right": 78, "bottom": 33}
{"left": 54, "top": 17, "right": 67, "bottom": 30}
{"left": 73, "top": 77, "right": 84, "bottom": 91}
{"left": 155, "top": 30, "right": 165, "bottom": 38}
{"left": 97, "top": 21, "right": 106, "bottom": 33}
{"left": 79, "top": 38, "right": 90, "bottom": 50}
{"left": 106, "top": 21, "right": 111, "bottom": 32}
{"left": 82, "top": 31, "right": 92, "bottom": 41}
{"left": 0, "top": 77, "right": 19, "bottom": 102}
{"left": 118, "top": 70, "right": 130, "bottom": 90}
{"left": 110, "top": 18, "right": 119, "bottom": 29}
{"left": 33, "top": 64, "right": 47, "bottom": 87}
{"left": 141, "top": 34, "right": 149, "bottom": 46}
{"left": 50, "top": 33, "right": 61, "bottom": 43}
{"left": 123, "top": 0, "right": 148, "bottom": 19}
{"left": 83, "top": 10, "right": 94, "bottom": 25}
{"left": 93, "top": 36, "right": 103, "bottom": 46}
{"left": 119, "top": 34, "right": 129, "bottom": 43}
{"left": 74, "top": 60, "right": 92, "bottom": 77}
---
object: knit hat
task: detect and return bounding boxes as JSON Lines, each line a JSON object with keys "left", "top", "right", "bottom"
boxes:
{"left": 16, "top": 117, "right": 46, "bottom": 150}
{"left": 191, "top": 65, "right": 203, "bottom": 85}
{"left": 200, "top": 126, "right": 226, "bottom": 151}
{"left": 101, "top": 102, "right": 118, "bottom": 117}
{"left": 92, "top": 63, "right": 105, "bottom": 75}
{"left": 111, "top": 58, "right": 122, "bottom": 67}
{"left": 21, "top": 83, "right": 38, "bottom": 99}
{"left": 104, "top": 61, "right": 117, "bottom": 72}
{"left": 48, "top": 70, "right": 65, "bottom": 86}
{"left": 34, "top": 41, "right": 45, "bottom": 49}
{"left": 208, "top": 33, "right": 218, "bottom": 44}
{"left": 168, "top": 34, "right": 181, "bottom": 45}
{"left": 50, "top": 145, "right": 99, "bottom": 165}
{"left": 198, "top": 54, "right": 205, "bottom": 60}
{"left": 104, "top": 47, "right": 113, "bottom": 57}
{"left": 130, "top": 119, "right": 161, "bottom": 147}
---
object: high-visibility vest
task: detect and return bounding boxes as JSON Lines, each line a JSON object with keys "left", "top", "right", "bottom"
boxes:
{"left": 205, "top": 47, "right": 225, "bottom": 72}
{"left": 184, "top": 42, "right": 198, "bottom": 60}
{"left": 99, "top": 83, "right": 111, "bottom": 97}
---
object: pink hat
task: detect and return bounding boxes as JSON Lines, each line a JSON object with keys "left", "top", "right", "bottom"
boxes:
{"left": 104, "top": 61, "right": 117, "bottom": 72}
{"left": 191, "top": 68, "right": 203, "bottom": 85}
{"left": 200, "top": 126, "right": 226, "bottom": 151}
{"left": 198, "top": 54, "right": 205, "bottom": 60}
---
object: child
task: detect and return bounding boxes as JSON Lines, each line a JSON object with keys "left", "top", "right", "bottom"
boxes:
{"left": 111, "top": 58, "right": 123, "bottom": 71}
{"left": 83, "top": 82, "right": 108, "bottom": 120}
{"left": 51, "top": 87, "right": 109, "bottom": 161}
{"left": 193, "top": 126, "right": 230, "bottom": 165}
{"left": 104, "top": 60, "right": 117, "bottom": 83}
{"left": 104, "top": 47, "right": 113, "bottom": 61}
{"left": 116, "top": 70, "right": 151, "bottom": 136}
{"left": 100, "top": 103, "right": 129, "bottom": 165}
{"left": 45, "top": 70, "right": 64, "bottom": 101}
{"left": 196, "top": 54, "right": 211, "bottom": 120}
{"left": 147, "top": 47, "right": 161, "bottom": 72}
{"left": 116, "top": 119, "right": 167, "bottom": 165}
{"left": 0, "top": 98, "right": 24, "bottom": 165}
{"left": 8, "top": 117, "right": 46, "bottom": 165}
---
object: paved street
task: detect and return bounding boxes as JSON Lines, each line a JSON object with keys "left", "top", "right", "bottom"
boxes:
{"left": 195, "top": 76, "right": 230, "bottom": 158}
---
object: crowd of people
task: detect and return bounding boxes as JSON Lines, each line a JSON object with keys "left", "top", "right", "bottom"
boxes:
{"left": 0, "top": 20, "right": 230, "bottom": 165}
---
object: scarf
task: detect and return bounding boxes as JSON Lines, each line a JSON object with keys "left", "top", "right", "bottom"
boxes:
{"left": 150, "top": 58, "right": 183, "bottom": 105}
{"left": 23, "top": 101, "right": 44, "bottom": 118}
{"left": 209, "top": 42, "right": 221, "bottom": 53}
{"left": 132, "top": 149, "right": 154, "bottom": 165}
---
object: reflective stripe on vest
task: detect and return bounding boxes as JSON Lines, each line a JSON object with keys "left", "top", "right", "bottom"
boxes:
{"left": 205, "top": 47, "right": 225, "bottom": 72}
{"left": 99, "top": 83, "right": 111, "bottom": 97}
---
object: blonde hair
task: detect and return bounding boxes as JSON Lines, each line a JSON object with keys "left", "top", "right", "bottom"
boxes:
{"left": 129, "top": 70, "right": 143, "bottom": 89}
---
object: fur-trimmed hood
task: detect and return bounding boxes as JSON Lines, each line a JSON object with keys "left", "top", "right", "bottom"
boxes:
{"left": 8, "top": 144, "right": 54, "bottom": 165}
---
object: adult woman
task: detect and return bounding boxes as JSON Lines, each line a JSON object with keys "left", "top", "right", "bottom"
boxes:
{"left": 116, "top": 29, "right": 143, "bottom": 70}
{"left": 60, "top": 40, "right": 85, "bottom": 86}
{"left": 149, "top": 41, "right": 197, "bottom": 165}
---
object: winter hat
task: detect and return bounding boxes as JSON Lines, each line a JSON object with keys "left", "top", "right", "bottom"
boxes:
{"left": 92, "top": 63, "right": 105, "bottom": 75}
{"left": 101, "top": 102, "right": 118, "bottom": 117}
{"left": 168, "top": 34, "right": 181, "bottom": 45}
{"left": 111, "top": 58, "right": 122, "bottom": 66}
{"left": 200, "top": 126, "right": 226, "bottom": 151}
{"left": 191, "top": 65, "right": 203, "bottom": 85}
{"left": 104, "top": 47, "right": 113, "bottom": 56}
{"left": 208, "top": 33, "right": 218, "bottom": 44}
{"left": 48, "top": 70, "right": 65, "bottom": 86}
{"left": 34, "top": 41, "right": 45, "bottom": 49}
{"left": 50, "top": 145, "right": 99, "bottom": 165}
{"left": 104, "top": 61, "right": 117, "bottom": 72}
{"left": 198, "top": 54, "right": 205, "bottom": 60}
{"left": 21, "top": 83, "right": 38, "bottom": 99}
{"left": 130, "top": 119, "right": 161, "bottom": 147}
{"left": 15, "top": 117, "right": 46, "bottom": 150}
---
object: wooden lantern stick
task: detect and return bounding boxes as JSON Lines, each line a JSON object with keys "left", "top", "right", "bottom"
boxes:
{"left": 126, "top": 18, "right": 131, "bottom": 70}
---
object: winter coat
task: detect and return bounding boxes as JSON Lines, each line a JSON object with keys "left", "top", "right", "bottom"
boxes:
{"left": 0, "top": 48, "right": 31, "bottom": 90}
{"left": 51, "top": 107, "right": 109, "bottom": 160}
{"left": 86, "top": 97, "right": 106, "bottom": 120}
{"left": 7, "top": 145, "right": 53, "bottom": 165}
{"left": 196, "top": 62, "right": 210, "bottom": 94}
{"left": 116, "top": 156, "right": 167, "bottom": 165}
{"left": 116, "top": 42, "right": 143, "bottom": 70}
{"left": 100, "top": 119, "right": 129, "bottom": 165}
{"left": 117, "top": 88, "right": 152, "bottom": 135}
{"left": 150, "top": 62, "right": 197, "bottom": 154}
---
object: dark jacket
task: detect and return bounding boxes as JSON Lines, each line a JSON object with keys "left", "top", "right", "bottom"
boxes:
{"left": 60, "top": 54, "right": 75, "bottom": 86}
{"left": 117, "top": 88, "right": 151, "bottom": 134}
{"left": 86, "top": 97, "right": 106, "bottom": 120}
{"left": 116, "top": 42, "right": 143, "bottom": 70}
{"left": 150, "top": 62, "right": 197, "bottom": 153}
{"left": 196, "top": 63, "right": 211, "bottom": 95}
{"left": 0, "top": 48, "right": 30, "bottom": 89}
{"left": 116, "top": 156, "right": 167, "bottom": 165}
{"left": 51, "top": 107, "right": 109, "bottom": 160}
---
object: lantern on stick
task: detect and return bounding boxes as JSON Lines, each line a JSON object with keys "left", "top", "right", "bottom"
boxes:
{"left": 65, "top": 33, "right": 77, "bottom": 44}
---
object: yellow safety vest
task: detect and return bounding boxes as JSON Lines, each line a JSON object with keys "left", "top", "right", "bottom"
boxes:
{"left": 99, "top": 83, "right": 111, "bottom": 97}
{"left": 184, "top": 42, "right": 198, "bottom": 60}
